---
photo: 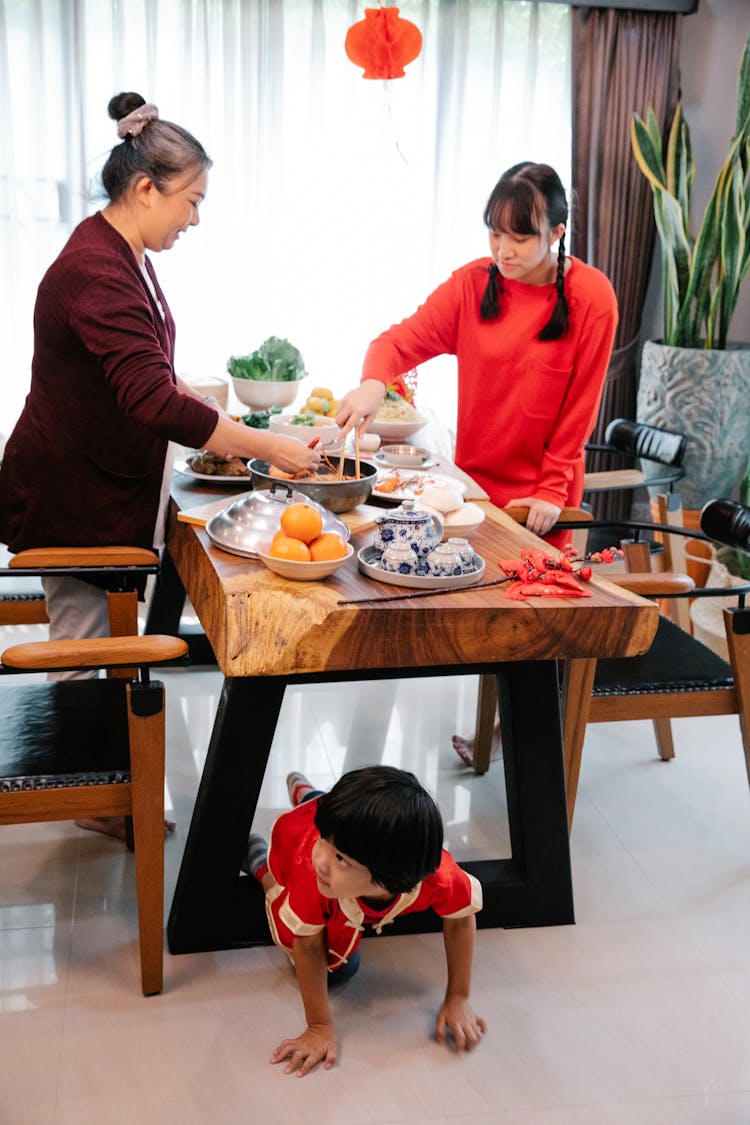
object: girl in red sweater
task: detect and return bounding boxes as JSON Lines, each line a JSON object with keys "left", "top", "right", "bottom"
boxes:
{"left": 336, "top": 162, "right": 618, "bottom": 763}
{"left": 336, "top": 162, "right": 617, "bottom": 538}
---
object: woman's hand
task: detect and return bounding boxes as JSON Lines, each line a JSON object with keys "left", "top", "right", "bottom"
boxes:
{"left": 435, "top": 996, "right": 487, "bottom": 1051}
{"left": 505, "top": 496, "right": 562, "bottom": 537}
{"left": 265, "top": 434, "right": 321, "bottom": 475}
{"left": 335, "top": 379, "right": 386, "bottom": 439}
{"left": 270, "top": 1023, "right": 337, "bottom": 1076}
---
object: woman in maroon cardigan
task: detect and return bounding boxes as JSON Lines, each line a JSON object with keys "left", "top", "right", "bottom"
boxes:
{"left": 0, "top": 92, "right": 320, "bottom": 838}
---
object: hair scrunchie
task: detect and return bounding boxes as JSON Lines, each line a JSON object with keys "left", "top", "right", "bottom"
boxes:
{"left": 117, "top": 104, "right": 159, "bottom": 139}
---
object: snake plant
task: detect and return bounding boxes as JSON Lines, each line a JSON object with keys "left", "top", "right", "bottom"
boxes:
{"left": 631, "top": 29, "right": 750, "bottom": 349}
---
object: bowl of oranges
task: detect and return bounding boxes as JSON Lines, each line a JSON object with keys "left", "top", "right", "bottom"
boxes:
{"left": 257, "top": 503, "right": 353, "bottom": 580}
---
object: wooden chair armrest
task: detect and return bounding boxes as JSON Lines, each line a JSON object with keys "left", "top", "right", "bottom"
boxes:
{"left": 582, "top": 468, "right": 646, "bottom": 492}
{"left": 1, "top": 634, "right": 188, "bottom": 672}
{"left": 503, "top": 506, "right": 593, "bottom": 525}
{"left": 606, "top": 572, "right": 695, "bottom": 597}
{"left": 9, "top": 547, "right": 160, "bottom": 569}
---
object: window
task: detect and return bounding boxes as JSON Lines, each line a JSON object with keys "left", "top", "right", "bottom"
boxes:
{"left": 0, "top": 0, "right": 571, "bottom": 434}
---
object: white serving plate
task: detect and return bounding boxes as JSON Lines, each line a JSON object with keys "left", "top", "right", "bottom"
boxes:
{"left": 372, "top": 469, "right": 467, "bottom": 504}
{"left": 174, "top": 457, "right": 252, "bottom": 484}
{"left": 367, "top": 418, "right": 427, "bottom": 441}
{"left": 357, "top": 545, "right": 485, "bottom": 590}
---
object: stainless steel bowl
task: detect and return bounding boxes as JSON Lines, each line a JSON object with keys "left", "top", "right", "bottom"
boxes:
{"left": 205, "top": 483, "right": 349, "bottom": 559}
{"left": 248, "top": 458, "right": 377, "bottom": 514}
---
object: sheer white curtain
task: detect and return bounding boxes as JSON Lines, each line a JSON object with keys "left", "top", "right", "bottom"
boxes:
{"left": 0, "top": 0, "right": 571, "bottom": 435}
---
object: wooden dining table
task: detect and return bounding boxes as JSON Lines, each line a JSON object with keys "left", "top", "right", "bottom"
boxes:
{"left": 157, "top": 471, "right": 658, "bottom": 955}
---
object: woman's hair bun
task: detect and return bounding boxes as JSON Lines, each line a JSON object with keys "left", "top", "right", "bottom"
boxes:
{"left": 107, "top": 92, "right": 146, "bottom": 122}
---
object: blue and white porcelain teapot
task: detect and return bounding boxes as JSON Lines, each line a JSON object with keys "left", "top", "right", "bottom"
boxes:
{"left": 373, "top": 500, "right": 444, "bottom": 558}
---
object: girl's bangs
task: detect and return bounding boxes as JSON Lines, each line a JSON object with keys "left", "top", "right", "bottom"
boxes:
{"left": 485, "top": 184, "right": 541, "bottom": 236}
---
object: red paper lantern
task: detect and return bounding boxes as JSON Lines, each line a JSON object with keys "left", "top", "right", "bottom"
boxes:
{"left": 345, "top": 7, "right": 422, "bottom": 80}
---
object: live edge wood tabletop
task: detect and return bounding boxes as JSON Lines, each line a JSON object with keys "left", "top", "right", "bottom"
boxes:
{"left": 164, "top": 471, "right": 658, "bottom": 956}
{"left": 167, "top": 475, "right": 657, "bottom": 679}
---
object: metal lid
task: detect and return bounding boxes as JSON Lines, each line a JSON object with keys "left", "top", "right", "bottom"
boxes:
{"left": 205, "top": 484, "right": 349, "bottom": 559}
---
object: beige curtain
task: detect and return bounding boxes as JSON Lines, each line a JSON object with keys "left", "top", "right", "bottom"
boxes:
{"left": 571, "top": 7, "right": 682, "bottom": 517}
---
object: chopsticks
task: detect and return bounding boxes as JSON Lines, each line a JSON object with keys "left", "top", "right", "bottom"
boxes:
{"left": 354, "top": 429, "right": 360, "bottom": 481}
{"left": 337, "top": 577, "right": 511, "bottom": 605}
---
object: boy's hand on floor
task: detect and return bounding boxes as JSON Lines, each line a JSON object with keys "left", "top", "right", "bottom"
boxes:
{"left": 436, "top": 997, "right": 487, "bottom": 1051}
{"left": 270, "top": 1024, "right": 337, "bottom": 1076}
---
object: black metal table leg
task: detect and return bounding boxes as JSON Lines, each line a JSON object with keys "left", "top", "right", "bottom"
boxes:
{"left": 167, "top": 675, "right": 286, "bottom": 952}
{"left": 167, "top": 659, "right": 574, "bottom": 954}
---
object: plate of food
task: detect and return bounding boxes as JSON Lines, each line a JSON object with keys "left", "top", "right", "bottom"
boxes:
{"left": 366, "top": 388, "right": 427, "bottom": 441}
{"left": 175, "top": 451, "right": 252, "bottom": 483}
{"left": 372, "top": 468, "right": 467, "bottom": 504}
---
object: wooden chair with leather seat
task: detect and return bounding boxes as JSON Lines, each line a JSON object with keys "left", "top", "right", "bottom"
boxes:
{"left": 0, "top": 547, "right": 188, "bottom": 995}
{"left": 583, "top": 417, "right": 687, "bottom": 499}
{"left": 470, "top": 505, "right": 594, "bottom": 775}
{"left": 560, "top": 498, "right": 750, "bottom": 829}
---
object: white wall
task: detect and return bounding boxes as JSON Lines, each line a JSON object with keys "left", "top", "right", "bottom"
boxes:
{"left": 641, "top": 0, "right": 750, "bottom": 344}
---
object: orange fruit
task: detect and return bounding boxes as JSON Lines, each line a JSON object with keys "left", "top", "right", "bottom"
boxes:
{"left": 309, "top": 533, "right": 348, "bottom": 561}
{"left": 280, "top": 503, "right": 323, "bottom": 544}
{"left": 268, "top": 534, "right": 311, "bottom": 562}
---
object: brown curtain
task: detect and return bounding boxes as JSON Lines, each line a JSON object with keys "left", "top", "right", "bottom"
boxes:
{"left": 571, "top": 7, "right": 681, "bottom": 518}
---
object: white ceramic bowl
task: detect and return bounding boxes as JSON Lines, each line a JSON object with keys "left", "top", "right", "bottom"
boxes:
{"left": 231, "top": 377, "right": 305, "bottom": 410}
{"left": 256, "top": 541, "right": 353, "bottom": 581}
{"left": 442, "top": 502, "right": 486, "bottom": 536}
{"left": 367, "top": 418, "right": 427, "bottom": 441}
{"left": 268, "top": 413, "right": 340, "bottom": 446}
{"left": 380, "top": 444, "right": 431, "bottom": 468}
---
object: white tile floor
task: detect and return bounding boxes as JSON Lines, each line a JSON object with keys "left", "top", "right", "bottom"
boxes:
{"left": 1, "top": 637, "right": 750, "bottom": 1124}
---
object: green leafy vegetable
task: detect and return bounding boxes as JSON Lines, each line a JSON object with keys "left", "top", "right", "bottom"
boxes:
{"left": 289, "top": 411, "right": 317, "bottom": 426}
{"left": 240, "top": 406, "right": 282, "bottom": 429}
{"left": 227, "top": 336, "right": 307, "bottom": 382}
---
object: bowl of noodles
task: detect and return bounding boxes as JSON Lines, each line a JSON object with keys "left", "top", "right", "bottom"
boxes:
{"left": 367, "top": 391, "right": 426, "bottom": 441}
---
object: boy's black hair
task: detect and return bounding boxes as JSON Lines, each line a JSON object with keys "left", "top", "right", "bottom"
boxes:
{"left": 314, "top": 766, "right": 444, "bottom": 895}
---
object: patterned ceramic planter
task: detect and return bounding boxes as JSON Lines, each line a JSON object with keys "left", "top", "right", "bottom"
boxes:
{"left": 636, "top": 339, "right": 750, "bottom": 509}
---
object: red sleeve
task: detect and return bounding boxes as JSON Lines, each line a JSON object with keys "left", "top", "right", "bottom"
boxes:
{"left": 421, "top": 850, "right": 483, "bottom": 919}
{"left": 361, "top": 273, "right": 462, "bottom": 385}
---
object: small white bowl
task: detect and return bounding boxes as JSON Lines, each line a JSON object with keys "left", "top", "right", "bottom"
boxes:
{"left": 257, "top": 541, "right": 353, "bottom": 581}
{"left": 231, "top": 377, "right": 305, "bottom": 410}
{"left": 380, "top": 444, "right": 431, "bottom": 468}
{"left": 268, "top": 413, "right": 340, "bottom": 446}
{"left": 367, "top": 418, "right": 426, "bottom": 441}
{"left": 442, "top": 502, "right": 486, "bottom": 536}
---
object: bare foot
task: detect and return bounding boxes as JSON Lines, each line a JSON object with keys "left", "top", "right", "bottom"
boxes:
{"left": 75, "top": 816, "right": 176, "bottom": 840}
{"left": 451, "top": 724, "right": 503, "bottom": 767}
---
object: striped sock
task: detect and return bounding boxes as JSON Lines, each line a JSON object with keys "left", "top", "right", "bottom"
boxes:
{"left": 243, "top": 833, "right": 269, "bottom": 882}
{"left": 287, "top": 771, "right": 315, "bottom": 807}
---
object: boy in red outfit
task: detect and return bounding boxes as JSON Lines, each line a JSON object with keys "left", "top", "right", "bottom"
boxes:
{"left": 245, "top": 765, "right": 485, "bottom": 1076}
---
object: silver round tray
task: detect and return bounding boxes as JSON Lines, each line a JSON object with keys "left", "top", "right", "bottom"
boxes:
{"left": 357, "top": 545, "right": 485, "bottom": 590}
{"left": 206, "top": 485, "right": 349, "bottom": 560}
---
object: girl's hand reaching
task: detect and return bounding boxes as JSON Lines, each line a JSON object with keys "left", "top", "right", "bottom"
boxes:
{"left": 335, "top": 379, "right": 386, "bottom": 440}
{"left": 270, "top": 1023, "right": 338, "bottom": 1077}
{"left": 505, "top": 496, "right": 562, "bottom": 537}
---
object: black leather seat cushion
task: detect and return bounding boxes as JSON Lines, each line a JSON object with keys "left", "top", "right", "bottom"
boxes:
{"left": 0, "top": 679, "right": 131, "bottom": 791}
{"left": 594, "top": 614, "right": 733, "bottom": 697}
